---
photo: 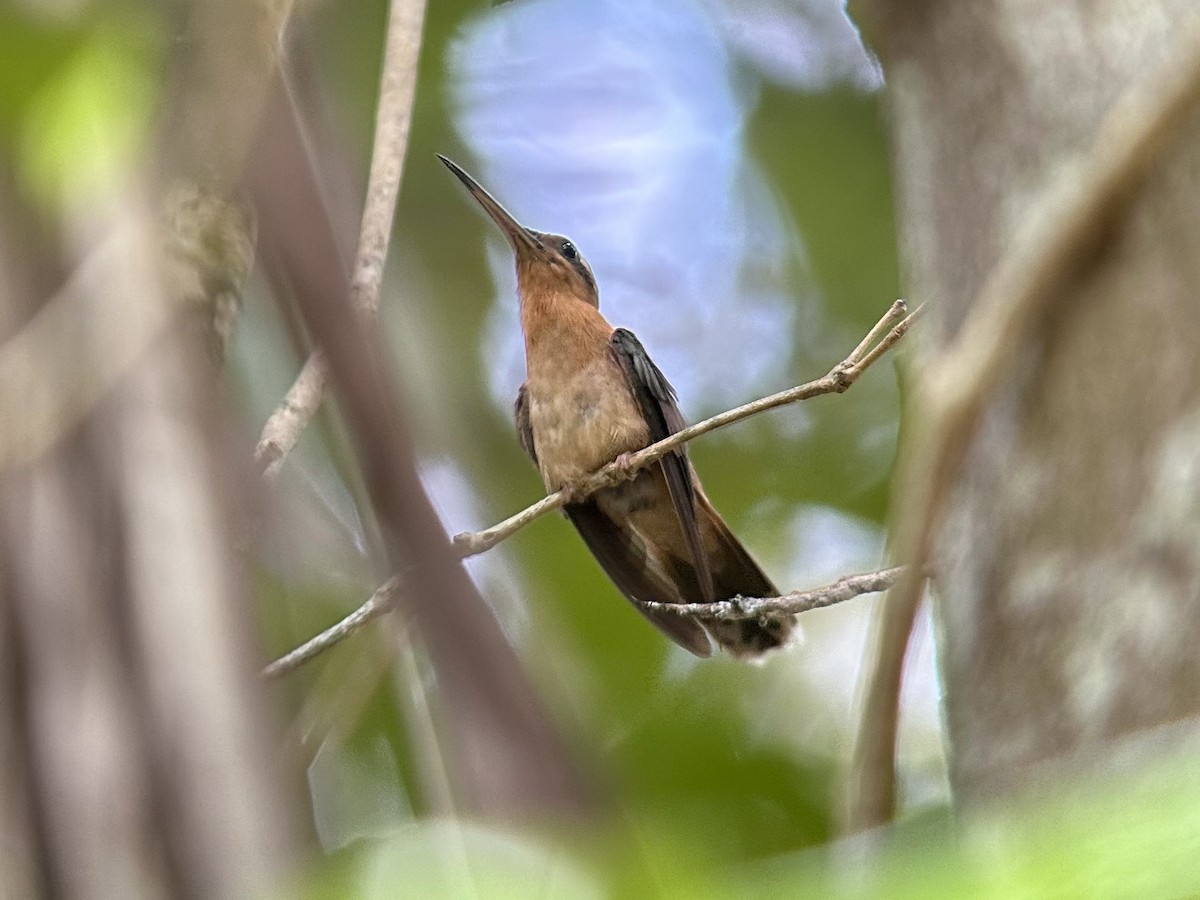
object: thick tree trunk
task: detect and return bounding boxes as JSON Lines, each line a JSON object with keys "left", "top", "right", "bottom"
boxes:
{"left": 872, "top": 3, "right": 1200, "bottom": 801}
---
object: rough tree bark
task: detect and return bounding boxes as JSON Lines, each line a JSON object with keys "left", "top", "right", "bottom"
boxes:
{"left": 869, "top": 3, "right": 1200, "bottom": 802}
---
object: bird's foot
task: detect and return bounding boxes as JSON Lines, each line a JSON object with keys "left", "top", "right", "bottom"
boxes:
{"left": 611, "top": 452, "right": 639, "bottom": 482}
{"left": 558, "top": 453, "right": 639, "bottom": 505}
{"left": 557, "top": 479, "right": 592, "bottom": 505}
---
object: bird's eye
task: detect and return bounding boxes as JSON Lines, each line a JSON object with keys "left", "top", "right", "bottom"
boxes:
{"left": 560, "top": 240, "right": 578, "bottom": 260}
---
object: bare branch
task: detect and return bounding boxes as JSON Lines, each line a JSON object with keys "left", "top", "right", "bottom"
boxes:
{"left": 256, "top": 350, "right": 329, "bottom": 477}
{"left": 251, "top": 39, "right": 588, "bottom": 812}
{"left": 843, "top": 567, "right": 925, "bottom": 831}
{"left": 254, "top": 0, "right": 427, "bottom": 476}
{"left": 846, "top": 302, "right": 922, "bottom": 377}
{"left": 638, "top": 566, "right": 906, "bottom": 620}
{"left": 848, "top": 297, "right": 910, "bottom": 365}
{"left": 262, "top": 576, "right": 401, "bottom": 678}
{"left": 453, "top": 300, "right": 920, "bottom": 558}
{"left": 264, "top": 300, "right": 919, "bottom": 676}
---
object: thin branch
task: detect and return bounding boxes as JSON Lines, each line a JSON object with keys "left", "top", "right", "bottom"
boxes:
{"left": 846, "top": 18, "right": 1200, "bottom": 833}
{"left": 850, "top": 303, "right": 921, "bottom": 375}
{"left": 453, "top": 300, "right": 921, "bottom": 558}
{"left": 639, "top": 566, "right": 906, "bottom": 620}
{"left": 262, "top": 576, "right": 400, "bottom": 679}
{"left": 263, "top": 300, "right": 920, "bottom": 676}
{"left": 849, "top": 297, "right": 909, "bottom": 364}
{"left": 254, "top": 0, "right": 427, "bottom": 476}
{"left": 256, "top": 350, "right": 328, "bottom": 477}
{"left": 843, "top": 568, "right": 924, "bottom": 831}
{"left": 253, "top": 45, "right": 590, "bottom": 809}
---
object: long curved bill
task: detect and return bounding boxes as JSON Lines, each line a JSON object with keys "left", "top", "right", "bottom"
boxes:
{"left": 437, "top": 155, "right": 541, "bottom": 254}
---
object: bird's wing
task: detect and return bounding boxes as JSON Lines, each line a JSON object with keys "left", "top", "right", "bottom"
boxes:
{"left": 520, "top": 372, "right": 710, "bottom": 654}
{"left": 514, "top": 383, "right": 537, "bottom": 465}
{"left": 610, "top": 328, "right": 714, "bottom": 601}
{"left": 564, "top": 500, "right": 713, "bottom": 657}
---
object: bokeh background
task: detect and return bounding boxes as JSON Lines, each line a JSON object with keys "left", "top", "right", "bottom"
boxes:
{"left": 1, "top": 0, "right": 948, "bottom": 894}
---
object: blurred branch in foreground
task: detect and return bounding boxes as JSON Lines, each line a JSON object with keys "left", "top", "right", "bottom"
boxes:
{"left": 263, "top": 301, "right": 920, "bottom": 678}
{"left": 247, "top": 72, "right": 589, "bottom": 815}
{"left": 0, "top": 254, "right": 296, "bottom": 897}
{"left": 0, "top": 0, "right": 303, "bottom": 895}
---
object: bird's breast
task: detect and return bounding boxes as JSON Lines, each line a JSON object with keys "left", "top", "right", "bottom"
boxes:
{"left": 526, "top": 358, "right": 649, "bottom": 492}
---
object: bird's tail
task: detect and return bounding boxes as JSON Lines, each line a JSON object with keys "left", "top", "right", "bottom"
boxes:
{"left": 697, "top": 497, "right": 797, "bottom": 660}
{"left": 707, "top": 616, "right": 795, "bottom": 660}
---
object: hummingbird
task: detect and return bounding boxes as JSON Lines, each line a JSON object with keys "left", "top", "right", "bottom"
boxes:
{"left": 439, "top": 155, "right": 795, "bottom": 659}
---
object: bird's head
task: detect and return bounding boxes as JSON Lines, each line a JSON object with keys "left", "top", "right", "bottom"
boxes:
{"left": 439, "top": 155, "right": 598, "bottom": 309}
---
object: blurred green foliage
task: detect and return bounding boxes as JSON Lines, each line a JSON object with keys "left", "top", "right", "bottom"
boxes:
{"left": 2, "top": 3, "right": 159, "bottom": 210}
{"left": 303, "top": 737, "right": 1200, "bottom": 898}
